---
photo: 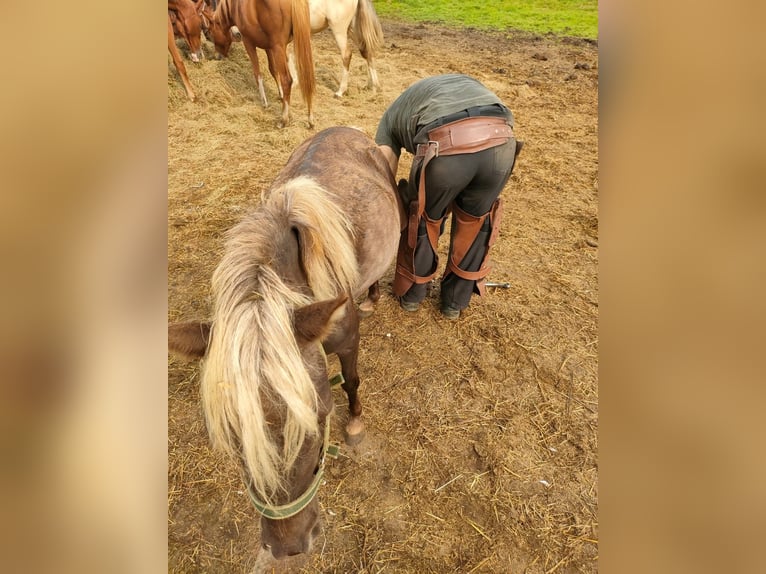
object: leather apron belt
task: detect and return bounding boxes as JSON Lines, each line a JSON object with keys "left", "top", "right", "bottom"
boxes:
{"left": 406, "top": 116, "right": 514, "bottom": 249}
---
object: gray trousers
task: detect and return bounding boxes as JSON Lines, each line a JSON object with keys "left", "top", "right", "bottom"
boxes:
{"left": 401, "top": 137, "right": 518, "bottom": 309}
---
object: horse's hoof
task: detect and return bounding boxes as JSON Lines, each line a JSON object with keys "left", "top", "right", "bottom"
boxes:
{"left": 333, "top": 91, "right": 343, "bottom": 99}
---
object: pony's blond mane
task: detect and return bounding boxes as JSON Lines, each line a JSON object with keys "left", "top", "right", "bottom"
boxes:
{"left": 200, "top": 176, "right": 358, "bottom": 503}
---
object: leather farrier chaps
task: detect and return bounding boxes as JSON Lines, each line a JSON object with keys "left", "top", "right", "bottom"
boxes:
{"left": 392, "top": 116, "right": 516, "bottom": 297}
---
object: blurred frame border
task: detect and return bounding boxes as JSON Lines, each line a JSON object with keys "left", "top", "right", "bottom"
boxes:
{"left": 601, "top": 0, "right": 766, "bottom": 572}
{"left": 1, "top": 0, "right": 763, "bottom": 572}
{"left": 0, "top": 1, "right": 167, "bottom": 572}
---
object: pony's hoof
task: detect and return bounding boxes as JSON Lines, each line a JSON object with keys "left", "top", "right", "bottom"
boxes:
{"left": 344, "top": 417, "right": 365, "bottom": 445}
{"left": 333, "top": 91, "right": 343, "bottom": 99}
{"left": 358, "top": 299, "right": 375, "bottom": 318}
{"left": 344, "top": 429, "right": 366, "bottom": 447}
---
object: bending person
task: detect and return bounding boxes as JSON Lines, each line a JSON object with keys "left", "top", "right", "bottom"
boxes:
{"left": 375, "top": 74, "right": 523, "bottom": 319}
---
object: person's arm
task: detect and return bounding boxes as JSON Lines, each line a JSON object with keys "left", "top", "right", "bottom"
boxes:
{"left": 377, "top": 144, "right": 399, "bottom": 179}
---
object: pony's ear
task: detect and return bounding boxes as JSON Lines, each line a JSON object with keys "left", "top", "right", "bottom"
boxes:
{"left": 168, "top": 321, "right": 211, "bottom": 360}
{"left": 293, "top": 296, "right": 348, "bottom": 344}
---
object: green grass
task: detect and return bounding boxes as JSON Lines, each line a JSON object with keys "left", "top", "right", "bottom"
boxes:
{"left": 372, "top": 0, "right": 598, "bottom": 39}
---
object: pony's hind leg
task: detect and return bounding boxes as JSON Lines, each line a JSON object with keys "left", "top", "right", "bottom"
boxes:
{"left": 358, "top": 282, "right": 380, "bottom": 318}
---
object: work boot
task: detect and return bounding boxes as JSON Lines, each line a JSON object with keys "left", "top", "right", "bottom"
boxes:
{"left": 440, "top": 304, "right": 461, "bottom": 320}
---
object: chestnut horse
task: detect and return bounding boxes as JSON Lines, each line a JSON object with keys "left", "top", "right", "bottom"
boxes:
{"left": 288, "top": 0, "right": 383, "bottom": 98}
{"left": 168, "top": 127, "right": 401, "bottom": 558}
{"left": 168, "top": 0, "right": 205, "bottom": 62}
{"left": 168, "top": 14, "right": 196, "bottom": 101}
{"left": 207, "top": 0, "right": 316, "bottom": 127}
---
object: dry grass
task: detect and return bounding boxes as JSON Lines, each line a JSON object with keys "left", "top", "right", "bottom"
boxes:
{"left": 169, "top": 20, "right": 598, "bottom": 573}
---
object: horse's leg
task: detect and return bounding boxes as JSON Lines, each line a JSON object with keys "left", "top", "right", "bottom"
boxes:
{"left": 265, "top": 47, "right": 291, "bottom": 127}
{"left": 330, "top": 25, "right": 352, "bottom": 98}
{"left": 324, "top": 302, "right": 365, "bottom": 445}
{"left": 242, "top": 38, "right": 268, "bottom": 107}
{"left": 357, "top": 281, "right": 380, "bottom": 318}
{"left": 168, "top": 16, "right": 196, "bottom": 101}
{"left": 358, "top": 43, "right": 380, "bottom": 93}
{"left": 337, "top": 339, "right": 365, "bottom": 445}
{"left": 286, "top": 42, "right": 299, "bottom": 88}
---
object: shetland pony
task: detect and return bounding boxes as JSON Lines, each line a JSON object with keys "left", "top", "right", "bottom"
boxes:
{"left": 169, "top": 127, "right": 401, "bottom": 558}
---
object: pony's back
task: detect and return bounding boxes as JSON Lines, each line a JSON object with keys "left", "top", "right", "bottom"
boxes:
{"left": 270, "top": 127, "right": 400, "bottom": 296}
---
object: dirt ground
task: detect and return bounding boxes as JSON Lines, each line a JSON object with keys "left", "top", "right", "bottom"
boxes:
{"left": 168, "top": 17, "right": 598, "bottom": 574}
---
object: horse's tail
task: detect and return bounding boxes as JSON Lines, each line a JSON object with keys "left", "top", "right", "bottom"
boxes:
{"left": 352, "top": 0, "right": 384, "bottom": 58}
{"left": 291, "top": 0, "right": 315, "bottom": 117}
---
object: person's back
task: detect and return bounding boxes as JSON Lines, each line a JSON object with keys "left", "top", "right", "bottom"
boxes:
{"left": 376, "top": 74, "right": 514, "bottom": 159}
{"left": 375, "top": 74, "right": 522, "bottom": 319}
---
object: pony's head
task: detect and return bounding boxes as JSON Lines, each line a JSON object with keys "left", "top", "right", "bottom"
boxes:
{"left": 169, "top": 177, "right": 360, "bottom": 558}
{"left": 169, "top": 295, "right": 349, "bottom": 558}
{"left": 171, "top": 0, "right": 206, "bottom": 62}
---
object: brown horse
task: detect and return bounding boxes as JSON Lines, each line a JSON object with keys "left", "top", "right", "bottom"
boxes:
{"left": 207, "top": 0, "right": 316, "bottom": 127}
{"left": 168, "top": 127, "right": 401, "bottom": 558}
{"left": 288, "top": 0, "right": 383, "bottom": 98}
{"left": 168, "top": 0, "right": 205, "bottom": 62}
{"left": 168, "top": 14, "right": 196, "bottom": 101}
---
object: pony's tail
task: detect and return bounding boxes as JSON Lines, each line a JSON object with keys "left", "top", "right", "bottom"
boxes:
{"left": 352, "top": 0, "right": 384, "bottom": 58}
{"left": 291, "top": 0, "right": 315, "bottom": 122}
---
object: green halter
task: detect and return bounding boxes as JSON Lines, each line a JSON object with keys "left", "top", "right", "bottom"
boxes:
{"left": 246, "top": 367, "right": 343, "bottom": 520}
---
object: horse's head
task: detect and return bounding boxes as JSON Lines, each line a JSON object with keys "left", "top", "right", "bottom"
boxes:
{"left": 205, "top": 0, "right": 235, "bottom": 59}
{"left": 169, "top": 295, "right": 349, "bottom": 559}
{"left": 171, "top": 0, "right": 205, "bottom": 62}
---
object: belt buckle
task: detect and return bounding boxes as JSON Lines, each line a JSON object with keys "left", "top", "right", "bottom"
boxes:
{"left": 428, "top": 140, "right": 439, "bottom": 157}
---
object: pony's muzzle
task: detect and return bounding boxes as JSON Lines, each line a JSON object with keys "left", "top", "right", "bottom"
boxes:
{"left": 263, "top": 536, "right": 312, "bottom": 559}
{"left": 260, "top": 504, "right": 319, "bottom": 559}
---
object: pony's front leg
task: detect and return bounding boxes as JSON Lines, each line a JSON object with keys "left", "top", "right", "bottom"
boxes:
{"left": 337, "top": 344, "right": 365, "bottom": 445}
{"left": 357, "top": 282, "right": 380, "bottom": 318}
{"left": 325, "top": 302, "right": 365, "bottom": 445}
{"left": 242, "top": 39, "right": 268, "bottom": 107}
